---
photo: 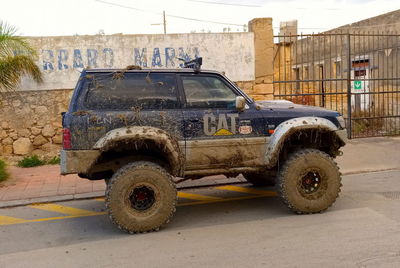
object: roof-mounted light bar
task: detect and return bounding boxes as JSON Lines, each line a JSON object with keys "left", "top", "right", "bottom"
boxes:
{"left": 179, "top": 57, "right": 203, "bottom": 73}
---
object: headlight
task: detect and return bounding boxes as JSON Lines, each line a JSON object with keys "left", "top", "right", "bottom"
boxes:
{"left": 337, "top": 116, "right": 346, "bottom": 129}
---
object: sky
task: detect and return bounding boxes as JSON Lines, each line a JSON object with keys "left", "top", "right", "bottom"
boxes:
{"left": 1, "top": 0, "right": 400, "bottom": 36}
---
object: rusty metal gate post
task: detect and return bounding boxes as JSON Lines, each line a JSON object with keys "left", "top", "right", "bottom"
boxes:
{"left": 346, "top": 33, "right": 352, "bottom": 139}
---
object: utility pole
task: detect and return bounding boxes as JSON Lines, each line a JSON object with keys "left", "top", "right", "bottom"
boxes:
{"left": 163, "top": 10, "right": 167, "bottom": 34}
{"left": 151, "top": 10, "right": 167, "bottom": 34}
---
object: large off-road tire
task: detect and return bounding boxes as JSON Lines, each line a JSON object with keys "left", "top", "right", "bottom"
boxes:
{"left": 243, "top": 172, "right": 276, "bottom": 186}
{"left": 277, "top": 149, "right": 341, "bottom": 214}
{"left": 105, "top": 161, "right": 177, "bottom": 234}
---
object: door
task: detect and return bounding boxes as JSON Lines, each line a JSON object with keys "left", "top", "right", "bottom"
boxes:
{"left": 81, "top": 72, "right": 184, "bottom": 148}
{"left": 352, "top": 69, "right": 370, "bottom": 112}
{"left": 351, "top": 59, "right": 371, "bottom": 112}
{"left": 179, "top": 74, "right": 267, "bottom": 171}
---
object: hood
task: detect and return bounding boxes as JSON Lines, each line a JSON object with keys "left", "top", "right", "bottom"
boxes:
{"left": 255, "top": 100, "right": 341, "bottom": 118}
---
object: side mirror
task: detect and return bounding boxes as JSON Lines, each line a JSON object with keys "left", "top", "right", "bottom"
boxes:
{"left": 235, "top": 96, "right": 246, "bottom": 112}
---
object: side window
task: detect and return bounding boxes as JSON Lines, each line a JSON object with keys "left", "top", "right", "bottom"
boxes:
{"left": 182, "top": 75, "right": 237, "bottom": 109}
{"left": 85, "top": 73, "right": 179, "bottom": 110}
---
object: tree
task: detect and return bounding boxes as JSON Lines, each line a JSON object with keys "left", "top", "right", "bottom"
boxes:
{"left": 0, "top": 21, "right": 43, "bottom": 92}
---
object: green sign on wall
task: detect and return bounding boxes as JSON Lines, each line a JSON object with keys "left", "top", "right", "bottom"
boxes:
{"left": 354, "top": 81, "right": 362, "bottom": 90}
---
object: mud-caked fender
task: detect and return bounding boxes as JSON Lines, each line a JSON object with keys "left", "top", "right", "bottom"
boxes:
{"left": 93, "top": 126, "right": 184, "bottom": 176}
{"left": 265, "top": 117, "right": 346, "bottom": 168}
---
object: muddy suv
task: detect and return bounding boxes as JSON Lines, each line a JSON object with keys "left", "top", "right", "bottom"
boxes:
{"left": 61, "top": 59, "right": 347, "bottom": 233}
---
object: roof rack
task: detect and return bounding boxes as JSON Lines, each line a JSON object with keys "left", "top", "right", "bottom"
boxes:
{"left": 180, "top": 57, "right": 202, "bottom": 73}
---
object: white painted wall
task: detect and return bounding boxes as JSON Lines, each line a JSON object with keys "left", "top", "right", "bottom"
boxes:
{"left": 21, "top": 32, "right": 255, "bottom": 90}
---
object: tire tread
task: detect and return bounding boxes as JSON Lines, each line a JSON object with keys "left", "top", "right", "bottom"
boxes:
{"left": 105, "top": 161, "right": 177, "bottom": 234}
{"left": 277, "top": 149, "right": 342, "bottom": 214}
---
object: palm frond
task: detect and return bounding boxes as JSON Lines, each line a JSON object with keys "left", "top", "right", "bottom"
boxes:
{"left": 0, "top": 21, "right": 36, "bottom": 59}
{"left": 0, "top": 55, "right": 43, "bottom": 92}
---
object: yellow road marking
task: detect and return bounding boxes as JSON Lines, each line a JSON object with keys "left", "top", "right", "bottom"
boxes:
{"left": 94, "top": 192, "right": 222, "bottom": 202}
{"left": 0, "top": 213, "right": 105, "bottom": 226}
{"left": 216, "top": 185, "right": 278, "bottom": 196}
{"left": 0, "top": 194, "right": 273, "bottom": 226}
{"left": 177, "top": 193, "right": 272, "bottom": 207}
{"left": 0, "top": 215, "right": 27, "bottom": 225}
{"left": 0, "top": 187, "right": 278, "bottom": 226}
{"left": 28, "top": 204, "right": 100, "bottom": 216}
{"left": 177, "top": 191, "right": 221, "bottom": 201}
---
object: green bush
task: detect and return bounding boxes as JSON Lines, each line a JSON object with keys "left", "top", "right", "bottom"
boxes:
{"left": 0, "top": 159, "right": 9, "bottom": 182}
{"left": 47, "top": 156, "right": 60, "bottom": 165}
{"left": 17, "top": 155, "right": 46, "bottom": 168}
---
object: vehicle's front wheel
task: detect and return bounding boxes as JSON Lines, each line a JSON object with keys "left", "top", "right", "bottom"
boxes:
{"left": 105, "top": 161, "right": 177, "bottom": 234}
{"left": 278, "top": 149, "right": 342, "bottom": 214}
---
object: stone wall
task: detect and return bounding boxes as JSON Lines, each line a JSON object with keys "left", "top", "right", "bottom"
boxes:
{"left": 248, "top": 18, "right": 274, "bottom": 101}
{"left": 0, "top": 90, "right": 73, "bottom": 163}
{"left": 235, "top": 81, "right": 255, "bottom": 95}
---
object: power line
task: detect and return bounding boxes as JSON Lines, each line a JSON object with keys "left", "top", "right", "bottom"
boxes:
{"left": 95, "top": 0, "right": 160, "bottom": 15}
{"left": 295, "top": 7, "right": 342, "bottom": 11}
{"left": 95, "top": 0, "right": 246, "bottom": 27}
{"left": 188, "top": 0, "right": 261, "bottom": 7}
{"left": 167, "top": 13, "right": 245, "bottom": 27}
{"left": 273, "top": 27, "right": 329, "bottom": 30}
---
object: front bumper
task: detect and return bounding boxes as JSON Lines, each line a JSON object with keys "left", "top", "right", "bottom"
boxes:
{"left": 60, "top": 149, "right": 101, "bottom": 175}
{"left": 335, "top": 129, "right": 348, "bottom": 144}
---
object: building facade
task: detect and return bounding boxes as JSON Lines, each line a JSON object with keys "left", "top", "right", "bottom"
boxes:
{"left": 273, "top": 10, "right": 400, "bottom": 137}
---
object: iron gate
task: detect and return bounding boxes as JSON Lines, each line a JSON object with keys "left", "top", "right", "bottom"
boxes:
{"left": 273, "top": 32, "right": 400, "bottom": 138}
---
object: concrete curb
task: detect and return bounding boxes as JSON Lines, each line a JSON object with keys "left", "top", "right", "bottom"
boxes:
{"left": 0, "top": 178, "right": 248, "bottom": 209}
{"left": 0, "top": 191, "right": 105, "bottom": 209}
{"left": 0, "top": 168, "right": 398, "bottom": 209}
{"left": 341, "top": 168, "right": 400, "bottom": 176}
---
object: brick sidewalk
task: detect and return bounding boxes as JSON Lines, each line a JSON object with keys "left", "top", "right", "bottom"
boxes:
{"left": 0, "top": 165, "right": 243, "bottom": 207}
{"left": 0, "top": 166, "right": 105, "bottom": 203}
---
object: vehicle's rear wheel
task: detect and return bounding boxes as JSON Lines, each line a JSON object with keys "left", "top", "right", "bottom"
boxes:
{"left": 277, "top": 149, "right": 342, "bottom": 214}
{"left": 243, "top": 172, "right": 276, "bottom": 186}
{"left": 105, "top": 161, "right": 177, "bottom": 234}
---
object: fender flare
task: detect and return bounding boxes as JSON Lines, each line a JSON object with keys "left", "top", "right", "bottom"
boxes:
{"left": 265, "top": 116, "right": 345, "bottom": 168}
{"left": 93, "top": 126, "right": 184, "bottom": 176}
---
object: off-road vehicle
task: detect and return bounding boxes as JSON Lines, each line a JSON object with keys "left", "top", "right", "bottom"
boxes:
{"left": 61, "top": 58, "right": 347, "bottom": 233}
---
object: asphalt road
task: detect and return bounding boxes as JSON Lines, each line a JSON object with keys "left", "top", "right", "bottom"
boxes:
{"left": 1, "top": 169, "right": 400, "bottom": 267}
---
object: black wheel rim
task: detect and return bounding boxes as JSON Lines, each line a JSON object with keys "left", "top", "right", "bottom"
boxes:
{"left": 129, "top": 185, "right": 156, "bottom": 211}
{"left": 299, "top": 171, "right": 322, "bottom": 194}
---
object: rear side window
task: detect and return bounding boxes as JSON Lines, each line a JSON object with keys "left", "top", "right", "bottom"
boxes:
{"left": 84, "top": 72, "right": 179, "bottom": 110}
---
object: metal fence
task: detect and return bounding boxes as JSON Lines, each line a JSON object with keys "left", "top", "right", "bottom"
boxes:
{"left": 273, "top": 32, "right": 400, "bottom": 138}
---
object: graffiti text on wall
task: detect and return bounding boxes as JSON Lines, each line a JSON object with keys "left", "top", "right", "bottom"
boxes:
{"left": 41, "top": 47, "right": 200, "bottom": 71}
